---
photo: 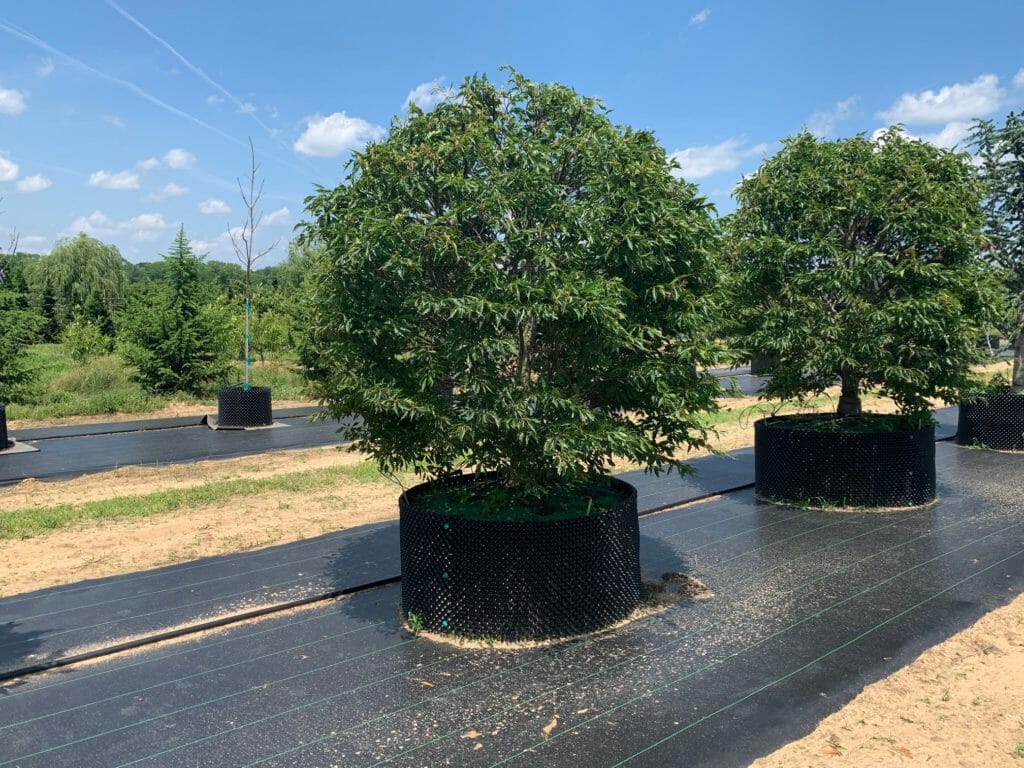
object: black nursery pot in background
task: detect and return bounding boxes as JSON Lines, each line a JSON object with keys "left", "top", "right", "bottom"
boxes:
{"left": 957, "top": 391, "right": 1024, "bottom": 451}
{"left": 217, "top": 385, "right": 273, "bottom": 428}
{"left": 0, "top": 403, "right": 9, "bottom": 450}
{"left": 400, "top": 474, "right": 642, "bottom": 642}
{"left": 754, "top": 415, "right": 936, "bottom": 509}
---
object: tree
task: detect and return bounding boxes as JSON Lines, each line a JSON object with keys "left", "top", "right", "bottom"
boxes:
{"left": 302, "top": 68, "right": 722, "bottom": 501}
{"left": 0, "top": 205, "right": 42, "bottom": 402}
{"left": 729, "top": 129, "right": 1004, "bottom": 417}
{"left": 230, "top": 139, "right": 279, "bottom": 388}
{"left": 119, "top": 227, "right": 233, "bottom": 394}
{"left": 972, "top": 111, "right": 1024, "bottom": 390}
{"left": 28, "top": 233, "right": 128, "bottom": 338}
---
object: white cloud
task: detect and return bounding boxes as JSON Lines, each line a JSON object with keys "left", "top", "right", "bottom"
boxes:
{"left": 668, "top": 138, "right": 769, "bottom": 179}
{"left": 806, "top": 96, "right": 858, "bottom": 138}
{"left": 0, "top": 85, "right": 27, "bottom": 116}
{"left": 294, "top": 112, "right": 385, "bottom": 157}
{"left": 136, "top": 157, "right": 160, "bottom": 171}
{"left": 163, "top": 148, "right": 196, "bottom": 169}
{"left": 406, "top": 78, "right": 456, "bottom": 111}
{"left": 1014, "top": 68, "right": 1024, "bottom": 89}
{"left": 19, "top": 234, "right": 48, "bottom": 248}
{"left": 16, "top": 174, "right": 51, "bottom": 192}
{"left": 36, "top": 59, "right": 54, "bottom": 78}
{"left": 689, "top": 8, "right": 711, "bottom": 27}
{"left": 0, "top": 154, "right": 19, "bottom": 182}
{"left": 873, "top": 122, "right": 972, "bottom": 150}
{"left": 147, "top": 182, "right": 189, "bottom": 201}
{"left": 207, "top": 94, "right": 224, "bottom": 105}
{"left": 878, "top": 74, "right": 1003, "bottom": 124}
{"left": 263, "top": 206, "right": 290, "bottom": 225}
{"left": 238, "top": 101, "right": 257, "bottom": 114}
{"left": 199, "top": 198, "right": 231, "bottom": 215}
{"left": 87, "top": 169, "right": 140, "bottom": 190}
{"left": 102, "top": 114, "right": 126, "bottom": 128}
{"left": 68, "top": 210, "right": 169, "bottom": 242}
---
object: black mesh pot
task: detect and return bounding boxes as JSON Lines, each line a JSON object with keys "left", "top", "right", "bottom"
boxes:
{"left": 749, "top": 355, "right": 778, "bottom": 376}
{"left": 217, "top": 385, "right": 273, "bottom": 428}
{"left": 754, "top": 415, "right": 936, "bottom": 508}
{"left": 0, "top": 403, "right": 9, "bottom": 450}
{"left": 400, "top": 474, "right": 642, "bottom": 641}
{"left": 957, "top": 391, "right": 1024, "bottom": 451}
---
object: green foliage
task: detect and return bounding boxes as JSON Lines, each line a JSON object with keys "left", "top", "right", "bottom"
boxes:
{"left": 303, "top": 68, "right": 722, "bottom": 501}
{"left": 118, "top": 228, "right": 234, "bottom": 395}
{"left": 5, "top": 346, "right": 162, "bottom": 420}
{"left": 249, "top": 307, "right": 292, "bottom": 362}
{"left": 729, "top": 129, "right": 1004, "bottom": 416}
{"left": 26, "top": 233, "right": 128, "bottom": 338}
{"left": 0, "top": 255, "right": 43, "bottom": 402}
{"left": 60, "top": 318, "right": 112, "bottom": 361}
{"left": 972, "top": 111, "right": 1024, "bottom": 389}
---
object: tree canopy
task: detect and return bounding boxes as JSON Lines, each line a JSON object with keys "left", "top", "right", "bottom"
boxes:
{"left": 303, "top": 69, "right": 723, "bottom": 499}
{"left": 27, "top": 233, "right": 128, "bottom": 338}
{"left": 972, "top": 110, "right": 1024, "bottom": 390}
{"left": 118, "top": 228, "right": 233, "bottom": 395}
{"left": 729, "top": 129, "right": 1004, "bottom": 416}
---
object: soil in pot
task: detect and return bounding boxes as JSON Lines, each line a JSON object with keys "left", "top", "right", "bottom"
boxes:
{"left": 400, "top": 473, "right": 642, "bottom": 642}
{"left": 754, "top": 413, "right": 936, "bottom": 509}
{"left": 957, "top": 389, "right": 1024, "bottom": 451}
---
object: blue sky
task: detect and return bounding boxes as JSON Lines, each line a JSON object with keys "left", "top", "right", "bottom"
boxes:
{"left": 1, "top": 1, "right": 1022, "bottom": 264}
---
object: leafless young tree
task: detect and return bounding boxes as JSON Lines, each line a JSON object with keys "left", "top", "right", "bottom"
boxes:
{"left": 229, "top": 139, "right": 279, "bottom": 387}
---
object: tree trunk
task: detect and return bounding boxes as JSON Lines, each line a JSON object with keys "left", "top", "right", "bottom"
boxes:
{"left": 1012, "top": 331, "right": 1024, "bottom": 392}
{"left": 837, "top": 372, "right": 862, "bottom": 416}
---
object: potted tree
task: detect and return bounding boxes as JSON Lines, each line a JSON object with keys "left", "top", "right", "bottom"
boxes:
{"left": 0, "top": 226, "right": 41, "bottom": 452}
{"left": 958, "top": 111, "right": 1024, "bottom": 450}
{"left": 302, "top": 69, "right": 723, "bottom": 641}
{"left": 730, "top": 129, "right": 1003, "bottom": 508}
{"left": 219, "top": 140, "right": 278, "bottom": 429}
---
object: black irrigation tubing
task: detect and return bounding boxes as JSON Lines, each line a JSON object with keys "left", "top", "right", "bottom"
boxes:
{"left": 0, "top": 574, "right": 401, "bottom": 683}
{"left": 56, "top": 506, "right": 1014, "bottom": 768}
{"left": 22, "top": 422, "right": 205, "bottom": 443}
{"left": 242, "top": 516, "right": 1024, "bottom": 768}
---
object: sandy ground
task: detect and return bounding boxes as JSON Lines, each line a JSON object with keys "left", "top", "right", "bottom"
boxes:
{"left": 752, "top": 590, "right": 1024, "bottom": 767}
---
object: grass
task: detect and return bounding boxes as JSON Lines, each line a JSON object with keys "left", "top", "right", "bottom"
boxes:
{"left": 0, "top": 460, "right": 395, "bottom": 540}
{"left": 6, "top": 344, "right": 311, "bottom": 421}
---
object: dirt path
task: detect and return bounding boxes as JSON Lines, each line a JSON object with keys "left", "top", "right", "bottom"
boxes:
{"left": 751, "top": 591, "right": 1024, "bottom": 767}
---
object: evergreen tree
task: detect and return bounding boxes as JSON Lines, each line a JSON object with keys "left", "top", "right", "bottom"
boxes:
{"left": 119, "top": 227, "right": 233, "bottom": 394}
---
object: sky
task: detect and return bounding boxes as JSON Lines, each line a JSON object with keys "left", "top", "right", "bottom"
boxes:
{"left": 0, "top": 1, "right": 1022, "bottom": 265}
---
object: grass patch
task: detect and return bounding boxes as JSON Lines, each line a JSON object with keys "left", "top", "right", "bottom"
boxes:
{"left": 0, "top": 461, "right": 397, "bottom": 540}
{"left": 6, "top": 345, "right": 311, "bottom": 421}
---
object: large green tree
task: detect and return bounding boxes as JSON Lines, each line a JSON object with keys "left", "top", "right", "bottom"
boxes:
{"left": 972, "top": 111, "right": 1024, "bottom": 390}
{"left": 303, "top": 69, "right": 722, "bottom": 500}
{"left": 729, "top": 129, "right": 1003, "bottom": 417}
{"left": 0, "top": 249, "right": 42, "bottom": 403}
{"left": 28, "top": 233, "right": 128, "bottom": 338}
{"left": 119, "top": 228, "right": 233, "bottom": 395}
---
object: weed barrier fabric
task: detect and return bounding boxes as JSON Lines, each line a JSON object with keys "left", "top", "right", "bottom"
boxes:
{"left": 217, "top": 385, "right": 273, "bottom": 428}
{"left": 755, "top": 416, "right": 936, "bottom": 508}
{"left": 0, "top": 413, "right": 349, "bottom": 486}
{"left": 0, "top": 451, "right": 756, "bottom": 679}
{"left": 0, "top": 446, "right": 1019, "bottom": 767}
{"left": 0, "top": 411, "right": 961, "bottom": 678}
{"left": 400, "top": 474, "right": 642, "bottom": 641}
{"left": 956, "top": 391, "right": 1024, "bottom": 451}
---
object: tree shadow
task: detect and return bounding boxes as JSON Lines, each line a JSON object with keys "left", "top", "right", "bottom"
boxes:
{"left": 0, "top": 619, "right": 48, "bottom": 693}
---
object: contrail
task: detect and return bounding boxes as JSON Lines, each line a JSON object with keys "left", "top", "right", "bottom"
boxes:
{"left": 104, "top": 0, "right": 309, "bottom": 171}
{"left": 0, "top": 18, "right": 245, "bottom": 149}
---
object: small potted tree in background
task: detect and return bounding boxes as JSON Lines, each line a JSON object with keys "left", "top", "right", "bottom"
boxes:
{"left": 218, "top": 139, "right": 278, "bottom": 429}
{"left": 303, "top": 69, "right": 723, "bottom": 641}
{"left": 0, "top": 223, "right": 41, "bottom": 452}
{"left": 730, "top": 129, "right": 1003, "bottom": 508}
{"left": 959, "top": 111, "right": 1024, "bottom": 450}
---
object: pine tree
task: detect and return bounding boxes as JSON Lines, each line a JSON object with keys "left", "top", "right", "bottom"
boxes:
{"left": 119, "top": 227, "right": 233, "bottom": 394}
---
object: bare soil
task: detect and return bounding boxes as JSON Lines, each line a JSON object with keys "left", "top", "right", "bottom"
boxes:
{"left": 751, "top": 590, "right": 1024, "bottom": 767}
